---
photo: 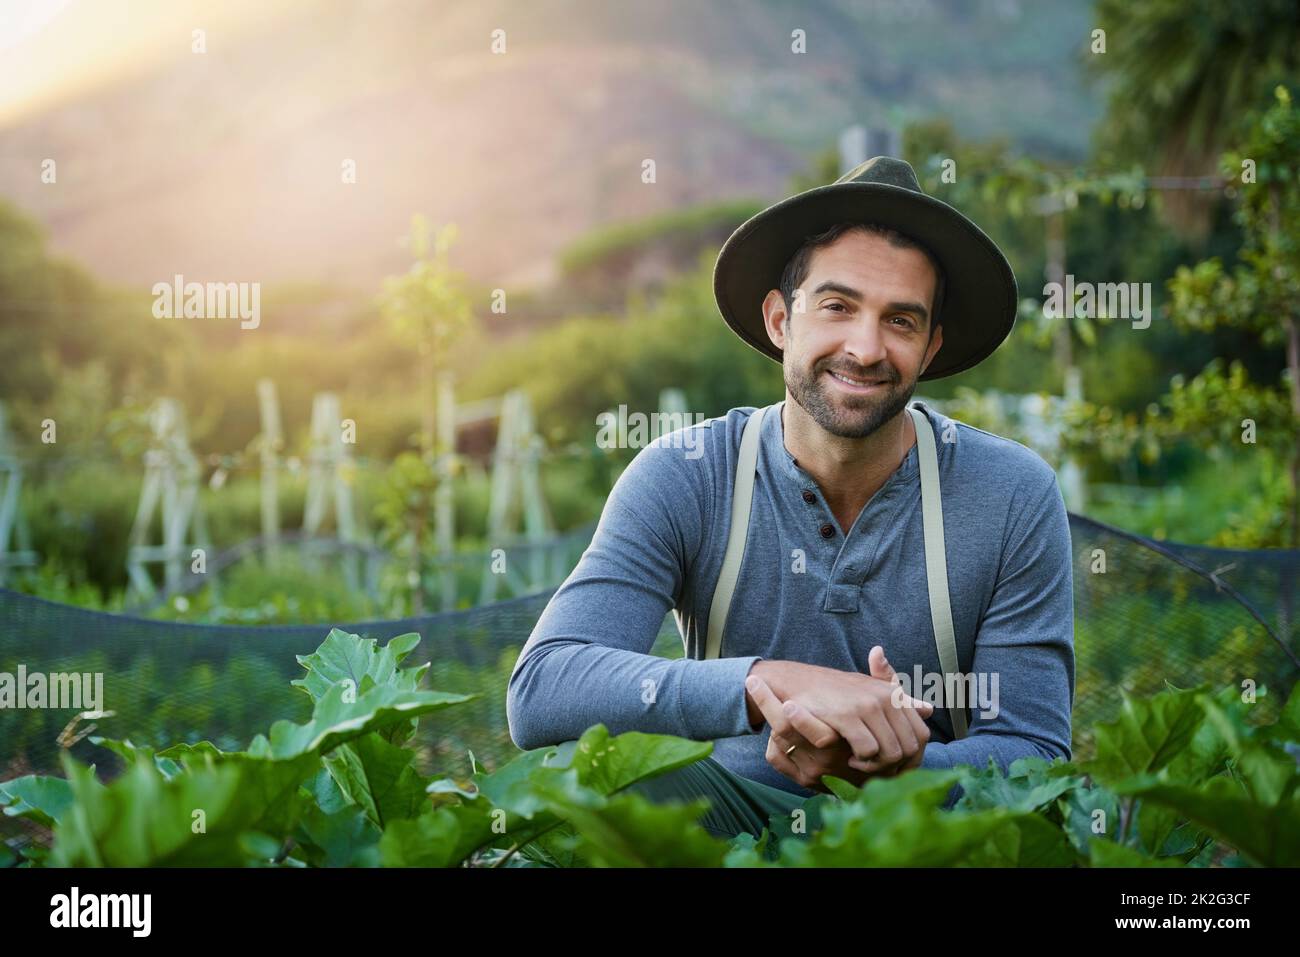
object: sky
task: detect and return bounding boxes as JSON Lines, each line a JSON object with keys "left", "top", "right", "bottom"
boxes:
{"left": 0, "top": 0, "right": 293, "bottom": 123}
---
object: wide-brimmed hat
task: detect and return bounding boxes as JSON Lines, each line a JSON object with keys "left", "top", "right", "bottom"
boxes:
{"left": 712, "top": 155, "right": 1018, "bottom": 380}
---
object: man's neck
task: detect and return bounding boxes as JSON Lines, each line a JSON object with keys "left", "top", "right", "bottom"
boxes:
{"left": 780, "top": 396, "right": 917, "bottom": 534}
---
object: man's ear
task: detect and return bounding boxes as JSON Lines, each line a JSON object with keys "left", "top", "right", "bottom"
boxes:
{"left": 919, "top": 322, "right": 943, "bottom": 376}
{"left": 761, "top": 289, "right": 790, "bottom": 351}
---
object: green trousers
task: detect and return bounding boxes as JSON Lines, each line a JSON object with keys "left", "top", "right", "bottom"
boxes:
{"left": 625, "top": 756, "right": 821, "bottom": 843}
{"left": 550, "top": 740, "right": 820, "bottom": 844}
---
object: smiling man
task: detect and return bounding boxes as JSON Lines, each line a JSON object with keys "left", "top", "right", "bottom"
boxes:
{"left": 507, "top": 156, "right": 1075, "bottom": 843}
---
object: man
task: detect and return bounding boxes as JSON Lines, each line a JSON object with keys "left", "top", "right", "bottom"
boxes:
{"left": 507, "top": 156, "right": 1075, "bottom": 843}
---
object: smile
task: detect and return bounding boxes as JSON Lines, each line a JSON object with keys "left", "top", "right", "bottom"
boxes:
{"left": 825, "top": 370, "right": 889, "bottom": 393}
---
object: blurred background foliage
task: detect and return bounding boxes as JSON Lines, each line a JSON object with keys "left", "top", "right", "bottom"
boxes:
{"left": 0, "top": 0, "right": 1296, "bottom": 622}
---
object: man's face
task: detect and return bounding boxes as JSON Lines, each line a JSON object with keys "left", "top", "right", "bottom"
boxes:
{"left": 762, "top": 229, "right": 944, "bottom": 439}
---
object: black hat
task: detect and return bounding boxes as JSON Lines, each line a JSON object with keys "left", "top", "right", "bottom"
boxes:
{"left": 713, "top": 155, "right": 1018, "bottom": 380}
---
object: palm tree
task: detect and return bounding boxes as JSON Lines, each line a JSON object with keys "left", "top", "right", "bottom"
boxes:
{"left": 1086, "top": 0, "right": 1300, "bottom": 239}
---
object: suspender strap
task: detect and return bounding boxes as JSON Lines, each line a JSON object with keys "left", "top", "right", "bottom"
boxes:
{"left": 704, "top": 405, "right": 767, "bottom": 660}
{"left": 705, "top": 401, "right": 968, "bottom": 741}
{"left": 906, "top": 405, "right": 969, "bottom": 740}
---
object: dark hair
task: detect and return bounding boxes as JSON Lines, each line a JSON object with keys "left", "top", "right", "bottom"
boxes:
{"left": 778, "top": 221, "right": 946, "bottom": 340}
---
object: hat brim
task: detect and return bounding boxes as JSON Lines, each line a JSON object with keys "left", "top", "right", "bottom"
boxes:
{"left": 712, "top": 181, "right": 1018, "bottom": 380}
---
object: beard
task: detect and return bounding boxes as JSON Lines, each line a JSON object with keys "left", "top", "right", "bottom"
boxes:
{"left": 785, "top": 356, "right": 916, "bottom": 439}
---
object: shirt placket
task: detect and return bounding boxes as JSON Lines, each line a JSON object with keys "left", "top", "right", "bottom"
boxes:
{"left": 769, "top": 401, "right": 918, "bottom": 615}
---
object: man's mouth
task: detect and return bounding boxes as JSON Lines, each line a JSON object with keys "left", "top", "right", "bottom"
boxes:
{"left": 825, "top": 369, "right": 890, "bottom": 392}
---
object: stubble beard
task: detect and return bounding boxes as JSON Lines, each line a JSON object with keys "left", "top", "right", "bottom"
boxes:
{"left": 785, "top": 357, "right": 917, "bottom": 439}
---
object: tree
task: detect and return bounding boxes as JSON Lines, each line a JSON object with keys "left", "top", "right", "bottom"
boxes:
{"left": 1087, "top": 0, "right": 1300, "bottom": 238}
{"left": 1065, "top": 86, "right": 1300, "bottom": 550}
{"left": 375, "top": 217, "right": 476, "bottom": 613}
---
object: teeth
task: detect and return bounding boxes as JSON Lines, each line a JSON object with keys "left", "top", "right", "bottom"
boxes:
{"left": 830, "top": 371, "right": 878, "bottom": 386}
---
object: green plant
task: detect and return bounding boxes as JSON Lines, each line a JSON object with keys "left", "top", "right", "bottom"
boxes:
{"left": 3, "top": 630, "right": 1297, "bottom": 867}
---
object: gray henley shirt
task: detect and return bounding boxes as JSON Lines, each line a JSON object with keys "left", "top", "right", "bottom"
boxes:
{"left": 507, "top": 399, "right": 1076, "bottom": 798}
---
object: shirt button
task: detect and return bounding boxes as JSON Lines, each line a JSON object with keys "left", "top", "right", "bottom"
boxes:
{"left": 819, "top": 523, "right": 835, "bottom": 539}
{"left": 801, "top": 490, "right": 816, "bottom": 504}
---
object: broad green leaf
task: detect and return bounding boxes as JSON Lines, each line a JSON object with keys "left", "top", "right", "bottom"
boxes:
{"left": 966, "top": 813, "right": 1078, "bottom": 867}
{"left": 514, "top": 823, "right": 581, "bottom": 868}
{"left": 49, "top": 751, "right": 318, "bottom": 867}
{"left": 1058, "top": 784, "right": 1121, "bottom": 853}
{"left": 323, "top": 732, "right": 429, "bottom": 829}
{"left": 954, "top": 756, "right": 1083, "bottom": 813}
{"left": 292, "top": 630, "right": 435, "bottom": 747}
{"left": 723, "top": 828, "right": 776, "bottom": 868}
{"left": 305, "top": 767, "right": 351, "bottom": 815}
{"left": 391, "top": 728, "right": 717, "bottom": 868}
{"left": 1085, "top": 685, "right": 1208, "bottom": 785}
{"left": 765, "top": 793, "right": 832, "bottom": 846}
{"left": 553, "top": 790, "right": 728, "bottom": 868}
{"left": 91, "top": 737, "right": 184, "bottom": 779}
{"left": 292, "top": 630, "right": 426, "bottom": 702}
{"left": 1263, "top": 682, "right": 1300, "bottom": 747}
{"left": 472, "top": 747, "right": 568, "bottom": 819}
{"left": 1116, "top": 774, "right": 1300, "bottom": 867}
{"left": 266, "top": 682, "right": 471, "bottom": 759}
{"left": 548, "top": 725, "right": 713, "bottom": 795}
{"left": 552, "top": 792, "right": 727, "bottom": 867}
{"left": 779, "top": 769, "right": 1016, "bottom": 866}
{"left": 380, "top": 800, "right": 501, "bottom": 868}
{"left": 238, "top": 831, "right": 285, "bottom": 864}
{"left": 471, "top": 727, "right": 711, "bottom": 822}
{"left": 1088, "top": 837, "right": 1182, "bottom": 867}
{"left": 821, "top": 776, "right": 862, "bottom": 802}
{"left": 1160, "top": 689, "right": 1244, "bottom": 786}
{"left": 0, "top": 775, "right": 74, "bottom": 829}
{"left": 292, "top": 802, "right": 381, "bottom": 867}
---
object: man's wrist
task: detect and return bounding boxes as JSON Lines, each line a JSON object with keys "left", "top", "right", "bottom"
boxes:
{"left": 744, "top": 659, "right": 769, "bottom": 730}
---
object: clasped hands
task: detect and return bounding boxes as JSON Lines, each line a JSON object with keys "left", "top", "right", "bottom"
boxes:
{"left": 743, "top": 646, "right": 934, "bottom": 793}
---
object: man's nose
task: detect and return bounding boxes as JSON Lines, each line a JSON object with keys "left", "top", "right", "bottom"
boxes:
{"left": 839, "top": 317, "right": 889, "bottom": 369}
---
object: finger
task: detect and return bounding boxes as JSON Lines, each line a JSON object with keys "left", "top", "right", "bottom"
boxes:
{"left": 880, "top": 690, "right": 920, "bottom": 759}
{"left": 896, "top": 693, "right": 932, "bottom": 751}
{"left": 860, "top": 705, "right": 904, "bottom": 770}
{"left": 886, "top": 675, "right": 936, "bottom": 720}
{"left": 823, "top": 713, "right": 877, "bottom": 767}
{"left": 781, "top": 700, "right": 839, "bottom": 749}
{"left": 745, "top": 675, "right": 793, "bottom": 736}
{"left": 769, "top": 729, "right": 835, "bottom": 793}
{"left": 766, "top": 729, "right": 806, "bottom": 783}
{"left": 868, "top": 645, "right": 896, "bottom": 684}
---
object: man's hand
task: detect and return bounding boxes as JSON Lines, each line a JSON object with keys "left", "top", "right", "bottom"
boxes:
{"left": 746, "top": 675, "right": 869, "bottom": 793}
{"left": 744, "top": 648, "right": 933, "bottom": 784}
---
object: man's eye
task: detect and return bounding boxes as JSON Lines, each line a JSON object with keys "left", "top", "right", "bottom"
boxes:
{"left": 825, "top": 302, "right": 847, "bottom": 312}
{"left": 890, "top": 315, "right": 914, "bottom": 327}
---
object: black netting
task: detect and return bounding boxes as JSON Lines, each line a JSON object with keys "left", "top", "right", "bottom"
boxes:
{"left": 2, "top": 512, "right": 1297, "bottom": 847}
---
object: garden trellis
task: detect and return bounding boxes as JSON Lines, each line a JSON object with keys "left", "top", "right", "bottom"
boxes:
{"left": 0, "top": 403, "right": 37, "bottom": 586}
{"left": 125, "top": 398, "right": 211, "bottom": 601}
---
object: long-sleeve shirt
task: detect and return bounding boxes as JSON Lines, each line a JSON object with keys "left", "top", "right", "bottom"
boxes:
{"left": 507, "top": 399, "right": 1076, "bottom": 799}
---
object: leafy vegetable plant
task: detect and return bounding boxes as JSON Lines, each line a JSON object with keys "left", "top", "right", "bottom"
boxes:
{"left": 2, "top": 629, "right": 1297, "bottom": 867}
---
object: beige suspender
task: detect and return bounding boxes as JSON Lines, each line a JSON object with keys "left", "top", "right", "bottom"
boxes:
{"left": 703, "top": 401, "right": 969, "bottom": 740}
{"left": 704, "top": 405, "right": 768, "bottom": 660}
{"left": 907, "top": 404, "right": 969, "bottom": 739}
